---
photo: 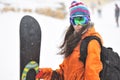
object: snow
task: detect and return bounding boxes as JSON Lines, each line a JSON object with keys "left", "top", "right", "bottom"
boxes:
{"left": 0, "top": 0, "right": 120, "bottom": 80}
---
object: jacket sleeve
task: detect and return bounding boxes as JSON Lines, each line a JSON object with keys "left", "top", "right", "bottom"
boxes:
{"left": 55, "top": 64, "right": 64, "bottom": 79}
{"left": 39, "top": 68, "right": 53, "bottom": 80}
{"left": 84, "top": 40, "right": 103, "bottom": 80}
{"left": 39, "top": 64, "right": 64, "bottom": 80}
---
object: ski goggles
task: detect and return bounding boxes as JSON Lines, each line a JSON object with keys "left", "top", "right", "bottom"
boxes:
{"left": 70, "top": 15, "right": 90, "bottom": 26}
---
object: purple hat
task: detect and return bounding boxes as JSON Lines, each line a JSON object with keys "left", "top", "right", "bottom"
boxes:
{"left": 69, "top": 1, "right": 90, "bottom": 19}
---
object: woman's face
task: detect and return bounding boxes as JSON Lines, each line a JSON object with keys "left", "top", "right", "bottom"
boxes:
{"left": 73, "top": 25, "right": 82, "bottom": 32}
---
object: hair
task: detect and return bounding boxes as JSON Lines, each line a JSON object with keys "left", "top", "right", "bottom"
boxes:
{"left": 58, "top": 22, "right": 94, "bottom": 58}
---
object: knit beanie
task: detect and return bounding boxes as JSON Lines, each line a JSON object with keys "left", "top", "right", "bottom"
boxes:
{"left": 69, "top": 1, "right": 90, "bottom": 20}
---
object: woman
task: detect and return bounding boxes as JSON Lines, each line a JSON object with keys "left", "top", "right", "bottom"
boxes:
{"left": 36, "top": 1, "right": 103, "bottom": 80}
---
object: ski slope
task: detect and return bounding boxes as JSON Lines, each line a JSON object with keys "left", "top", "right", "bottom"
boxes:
{"left": 0, "top": 0, "right": 120, "bottom": 80}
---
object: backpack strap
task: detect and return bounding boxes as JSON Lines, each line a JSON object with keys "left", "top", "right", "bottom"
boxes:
{"left": 79, "top": 36, "right": 102, "bottom": 65}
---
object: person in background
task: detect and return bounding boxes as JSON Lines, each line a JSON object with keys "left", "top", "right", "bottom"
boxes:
{"left": 115, "top": 3, "right": 120, "bottom": 27}
{"left": 97, "top": 1, "right": 102, "bottom": 17}
{"left": 36, "top": 1, "right": 103, "bottom": 80}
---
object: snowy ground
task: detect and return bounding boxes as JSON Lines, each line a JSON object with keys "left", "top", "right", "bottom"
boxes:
{"left": 0, "top": 0, "right": 120, "bottom": 80}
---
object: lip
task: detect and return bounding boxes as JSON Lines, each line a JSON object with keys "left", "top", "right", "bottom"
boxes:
{"left": 76, "top": 29, "right": 81, "bottom": 32}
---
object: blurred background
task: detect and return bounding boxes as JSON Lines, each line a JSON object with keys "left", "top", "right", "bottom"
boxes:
{"left": 0, "top": 0, "right": 119, "bottom": 80}
{"left": 0, "top": 0, "right": 115, "bottom": 19}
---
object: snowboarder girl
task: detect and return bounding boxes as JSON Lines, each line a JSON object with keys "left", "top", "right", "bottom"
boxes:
{"left": 36, "top": 1, "right": 103, "bottom": 80}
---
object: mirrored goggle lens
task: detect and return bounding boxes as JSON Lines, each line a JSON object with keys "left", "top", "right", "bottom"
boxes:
{"left": 71, "top": 16, "right": 89, "bottom": 26}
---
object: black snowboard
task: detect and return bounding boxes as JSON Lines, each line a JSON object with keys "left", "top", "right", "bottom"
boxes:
{"left": 20, "top": 15, "right": 41, "bottom": 80}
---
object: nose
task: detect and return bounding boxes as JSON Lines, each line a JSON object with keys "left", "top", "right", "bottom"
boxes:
{"left": 75, "top": 25, "right": 82, "bottom": 28}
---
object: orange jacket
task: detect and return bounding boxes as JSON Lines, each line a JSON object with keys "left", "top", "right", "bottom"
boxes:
{"left": 38, "top": 26, "right": 103, "bottom": 80}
